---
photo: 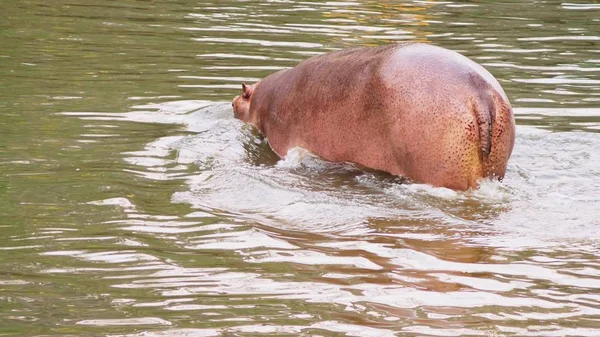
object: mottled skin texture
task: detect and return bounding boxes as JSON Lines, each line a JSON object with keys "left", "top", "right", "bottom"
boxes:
{"left": 232, "top": 43, "right": 515, "bottom": 190}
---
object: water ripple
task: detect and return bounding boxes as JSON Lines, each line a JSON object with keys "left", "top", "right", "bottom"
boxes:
{"left": 4, "top": 0, "right": 600, "bottom": 336}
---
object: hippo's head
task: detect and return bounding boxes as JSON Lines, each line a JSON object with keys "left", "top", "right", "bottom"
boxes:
{"left": 232, "top": 83, "right": 255, "bottom": 122}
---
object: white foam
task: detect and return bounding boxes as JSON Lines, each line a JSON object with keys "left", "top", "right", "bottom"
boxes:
{"left": 275, "top": 147, "right": 318, "bottom": 168}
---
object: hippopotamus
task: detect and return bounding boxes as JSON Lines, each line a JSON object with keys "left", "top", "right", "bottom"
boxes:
{"left": 232, "top": 43, "right": 515, "bottom": 190}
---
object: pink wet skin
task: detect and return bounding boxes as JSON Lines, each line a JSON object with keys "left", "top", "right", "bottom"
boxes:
{"left": 232, "top": 83, "right": 255, "bottom": 124}
{"left": 230, "top": 43, "right": 515, "bottom": 191}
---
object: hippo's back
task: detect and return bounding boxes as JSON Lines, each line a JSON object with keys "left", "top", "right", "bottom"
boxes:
{"left": 251, "top": 43, "right": 515, "bottom": 189}
{"left": 379, "top": 43, "right": 509, "bottom": 103}
{"left": 251, "top": 44, "right": 401, "bottom": 156}
{"left": 379, "top": 43, "right": 515, "bottom": 189}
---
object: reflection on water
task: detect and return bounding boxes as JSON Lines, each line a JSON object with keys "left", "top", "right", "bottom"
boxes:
{"left": 2, "top": 1, "right": 600, "bottom": 336}
{"left": 54, "top": 102, "right": 600, "bottom": 337}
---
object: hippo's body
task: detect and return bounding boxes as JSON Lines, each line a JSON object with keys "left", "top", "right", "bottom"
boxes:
{"left": 232, "top": 43, "right": 515, "bottom": 190}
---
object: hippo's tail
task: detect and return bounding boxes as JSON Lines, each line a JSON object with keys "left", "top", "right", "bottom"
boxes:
{"left": 471, "top": 88, "right": 515, "bottom": 180}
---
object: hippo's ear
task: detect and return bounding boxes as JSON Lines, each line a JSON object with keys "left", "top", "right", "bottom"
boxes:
{"left": 241, "top": 83, "right": 251, "bottom": 100}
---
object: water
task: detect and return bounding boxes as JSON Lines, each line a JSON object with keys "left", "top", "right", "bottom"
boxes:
{"left": 1, "top": 1, "right": 600, "bottom": 336}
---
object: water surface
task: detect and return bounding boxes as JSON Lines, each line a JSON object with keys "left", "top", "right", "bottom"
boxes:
{"left": 2, "top": 1, "right": 600, "bottom": 336}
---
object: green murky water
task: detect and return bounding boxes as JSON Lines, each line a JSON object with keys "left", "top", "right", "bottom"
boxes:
{"left": 2, "top": 1, "right": 600, "bottom": 336}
